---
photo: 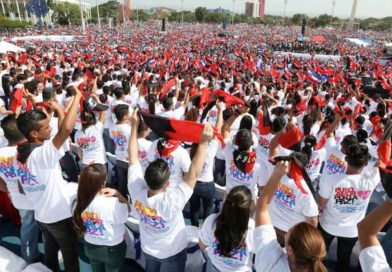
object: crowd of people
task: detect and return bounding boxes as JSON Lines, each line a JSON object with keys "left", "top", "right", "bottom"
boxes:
{"left": 0, "top": 22, "right": 391, "bottom": 272}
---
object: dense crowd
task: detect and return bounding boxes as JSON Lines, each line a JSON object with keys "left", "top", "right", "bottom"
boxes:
{"left": 0, "top": 22, "right": 392, "bottom": 272}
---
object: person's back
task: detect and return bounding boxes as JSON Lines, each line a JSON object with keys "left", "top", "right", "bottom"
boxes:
{"left": 14, "top": 89, "right": 82, "bottom": 272}
{"left": 199, "top": 186, "right": 255, "bottom": 272}
{"left": 128, "top": 108, "right": 213, "bottom": 271}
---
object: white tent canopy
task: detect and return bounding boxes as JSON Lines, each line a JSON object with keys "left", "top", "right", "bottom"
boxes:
{"left": 0, "top": 41, "right": 26, "bottom": 53}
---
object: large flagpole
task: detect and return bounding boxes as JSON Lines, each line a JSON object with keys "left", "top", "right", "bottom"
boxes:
{"left": 79, "top": 0, "right": 86, "bottom": 34}
{"left": 96, "top": 0, "right": 101, "bottom": 29}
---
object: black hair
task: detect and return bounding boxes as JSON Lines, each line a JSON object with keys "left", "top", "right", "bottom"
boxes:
{"left": 162, "top": 96, "right": 173, "bottom": 111}
{"left": 341, "top": 135, "right": 358, "bottom": 154}
{"left": 113, "top": 104, "right": 129, "bottom": 122}
{"left": 42, "top": 88, "right": 55, "bottom": 102}
{"left": 248, "top": 99, "right": 258, "bottom": 119}
{"left": 239, "top": 115, "right": 253, "bottom": 131}
{"left": 16, "top": 110, "right": 48, "bottom": 140}
{"left": 355, "top": 115, "right": 365, "bottom": 126}
{"left": 144, "top": 159, "right": 170, "bottom": 190}
{"left": 215, "top": 186, "right": 253, "bottom": 257}
{"left": 346, "top": 144, "right": 369, "bottom": 169}
{"left": 16, "top": 74, "right": 27, "bottom": 82}
{"left": 356, "top": 129, "right": 368, "bottom": 144}
{"left": 302, "top": 114, "right": 314, "bottom": 136}
{"left": 235, "top": 129, "right": 253, "bottom": 151}
{"left": 113, "top": 88, "right": 125, "bottom": 99}
{"left": 271, "top": 117, "right": 286, "bottom": 133}
{"left": 302, "top": 136, "right": 317, "bottom": 161}
{"left": 99, "top": 94, "right": 108, "bottom": 104}
{"left": 81, "top": 111, "right": 96, "bottom": 130}
{"left": 1, "top": 114, "right": 24, "bottom": 144}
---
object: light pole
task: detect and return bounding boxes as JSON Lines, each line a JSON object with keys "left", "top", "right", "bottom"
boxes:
{"left": 283, "top": 0, "right": 288, "bottom": 26}
{"left": 0, "top": 0, "right": 5, "bottom": 16}
{"left": 231, "top": 0, "right": 235, "bottom": 25}
{"left": 79, "top": 0, "right": 86, "bottom": 34}
{"left": 16, "top": 0, "right": 21, "bottom": 21}
{"left": 181, "top": 0, "right": 184, "bottom": 23}
{"left": 330, "top": 0, "right": 336, "bottom": 27}
{"left": 96, "top": 0, "right": 101, "bottom": 29}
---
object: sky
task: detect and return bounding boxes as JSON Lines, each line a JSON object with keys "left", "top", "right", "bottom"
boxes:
{"left": 91, "top": 0, "right": 392, "bottom": 19}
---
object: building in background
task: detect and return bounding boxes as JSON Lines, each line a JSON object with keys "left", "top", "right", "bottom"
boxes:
{"left": 258, "top": 0, "right": 265, "bottom": 18}
{"left": 245, "top": 0, "right": 265, "bottom": 18}
{"left": 207, "top": 7, "right": 231, "bottom": 14}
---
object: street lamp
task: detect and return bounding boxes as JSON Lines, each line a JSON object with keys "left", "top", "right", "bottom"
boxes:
{"left": 79, "top": 0, "right": 86, "bottom": 34}
{"left": 283, "top": 0, "right": 288, "bottom": 26}
{"left": 330, "top": 0, "right": 336, "bottom": 27}
{"left": 96, "top": 0, "right": 101, "bottom": 29}
{"left": 181, "top": 0, "right": 184, "bottom": 23}
{"left": 231, "top": 0, "right": 235, "bottom": 25}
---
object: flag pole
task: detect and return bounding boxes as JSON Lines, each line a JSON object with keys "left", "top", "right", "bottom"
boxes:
{"left": 79, "top": 0, "right": 86, "bottom": 34}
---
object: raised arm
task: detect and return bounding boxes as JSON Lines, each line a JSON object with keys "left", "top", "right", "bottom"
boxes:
{"left": 183, "top": 124, "right": 214, "bottom": 189}
{"left": 52, "top": 91, "right": 82, "bottom": 150}
{"left": 128, "top": 108, "right": 139, "bottom": 166}
{"left": 255, "top": 161, "right": 289, "bottom": 226}
{"left": 358, "top": 199, "right": 392, "bottom": 250}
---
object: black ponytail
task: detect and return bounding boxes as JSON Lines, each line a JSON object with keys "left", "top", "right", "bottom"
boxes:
{"left": 302, "top": 136, "right": 317, "bottom": 161}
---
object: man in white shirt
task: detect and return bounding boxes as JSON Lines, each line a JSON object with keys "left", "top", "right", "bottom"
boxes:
{"left": 15, "top": 89, "right": 82, "bottom": 272}
{"left": 0, "top": 115, "right": 40, "bottom": 263}
{"left": 128, "top": 108, "right": 213, "bottom": 272}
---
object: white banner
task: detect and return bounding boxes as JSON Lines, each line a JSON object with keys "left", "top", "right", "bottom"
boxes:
{"left": 273, "top": 51, "right": 342, "bottom": 61}
{"left": 9, "top": 35, "right": 86, "bottom": 43}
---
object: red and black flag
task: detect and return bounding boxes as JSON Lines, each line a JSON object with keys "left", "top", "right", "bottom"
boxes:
{"left": 233, "top": 150, "right": 256, "bottom": 174}
{"left": 140, "top": 112, "right": 225, "bottom": 147}
{"left": 272, "top": 152, "right": 315, "bottom": 196}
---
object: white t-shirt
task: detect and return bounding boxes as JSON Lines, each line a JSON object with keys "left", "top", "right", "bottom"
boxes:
{"left": 0, "top": 146, "right": 33, "bottom": 210}
{"left": 127, "top": 163, "right": 193, "bottom": 259}
{"left": 199, "top": 214, "right": 255, "bottom": 272}
{"left": 147, "top": 140, "right": 191, "bottom": 187}
{"left": 198, "top": 140, "right": 219, "bottom": 182}
{"left": 322, "top": 137, "right": 347, "bottom": 177}
{"left": 254, "top": 225, "right": 290, "bottom": 272}
{"left": 306, "top": 148, "right": 327, "bottom": 182}
{"left": 268, "top": 176, "right": 319, "bottom": 232}
{"left": 319, "top": 172, "right": 379, "bottom": 238}
{"left": 138, "top": 138, "right": 152, "bottom": 172}
{"left": 216, "top": 141, "right": 262, "bottom": 197}
{"left": 75, "top": 122, "right": 107, "bottom": 165}
{"left": 157, "top": 107, "right": 185, "bottom": 120}
{"left": 82, "top": 195, "right": 128, "bottom": 246}
{"left": 16, "top": 140, "right": 75, "bottom": 223}
{"left": 359, "top": 246, "right": 391, "bottom": 272}
{"left": 109, "top": 123, "right": 131, "bottom": 161}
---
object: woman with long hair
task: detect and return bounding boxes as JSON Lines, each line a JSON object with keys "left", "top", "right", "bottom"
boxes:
{"left": 255, "top": 161, "right": 327, "bottom": 272}
{"left": 199, "top": 186, "right": 256, "bottom": 272}
{"left": 73, "top": 164, "right": 130, "bottom": 272}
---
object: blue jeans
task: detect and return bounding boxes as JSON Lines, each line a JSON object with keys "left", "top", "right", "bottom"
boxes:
{"left": 19, "top": 209, "right": 39, "bottom": 263}
{"left": 143, "top": 249, "right": 187, "bottom": 272}
{"left": 189, "top": 181, "right": 215, "bottom": 227}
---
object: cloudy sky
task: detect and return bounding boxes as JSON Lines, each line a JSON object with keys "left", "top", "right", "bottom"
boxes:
{"left": 91, "top": 0, "right": 392, "bottom": 19}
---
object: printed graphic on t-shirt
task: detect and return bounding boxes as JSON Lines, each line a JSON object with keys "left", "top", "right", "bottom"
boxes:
{"left": 0, "top": 156, "right": 17, "bottom": 179}
{"left": 82, "top": 211, "right": 108, "bottom": 240}
{"left": 229, "top": 160, "right": 254, "bottom": 184}
{"left": 17, "top": 163, "right": 44, "bottom": 192}
{"left": 77, "top": 136, "right": 97, "bottom": 150}
{"left": 333, "top": 187, "right": 370, "bottom": 213}
{"left": 259, "top": 136, "right": 270, "bottom": 156}
{"left": 306, "top": 158, "right": 321, "bottom": 176}
{"left": 154, "top": 152, "right": 175, "bottom": 169}
{"left": 134, "top": 200, "right": 167, "bottom": 233}
{"left": 325, "top": 154, "right": 346, "bottom": 175}
{"left": 111, "top": 131, "right": 127, "bottom": 151}
{"left": 274, "top": 183, "right": 296, "bottom": 209}
{"left": 211, "top": 240, "right": 248, "bottom": 268}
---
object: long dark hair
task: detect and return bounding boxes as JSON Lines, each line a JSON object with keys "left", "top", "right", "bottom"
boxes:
{"left": 214, "top": 186, "right": 253, "bottom": 257}
{"left": 73, "top": 164, "right": 107, "bottom": 235}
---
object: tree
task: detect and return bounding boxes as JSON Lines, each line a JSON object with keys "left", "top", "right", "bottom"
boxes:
{"left": 51, "top": 2, "right": 82, "bottom": 25}
{"left": 195, "top": 7, "right": 207, "bottom": 22}
{"left": 292, "top": 14, "right": 305, "bottom": 25}
{"left": 91, "top": 0, "right": 120, "bottom": 20}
